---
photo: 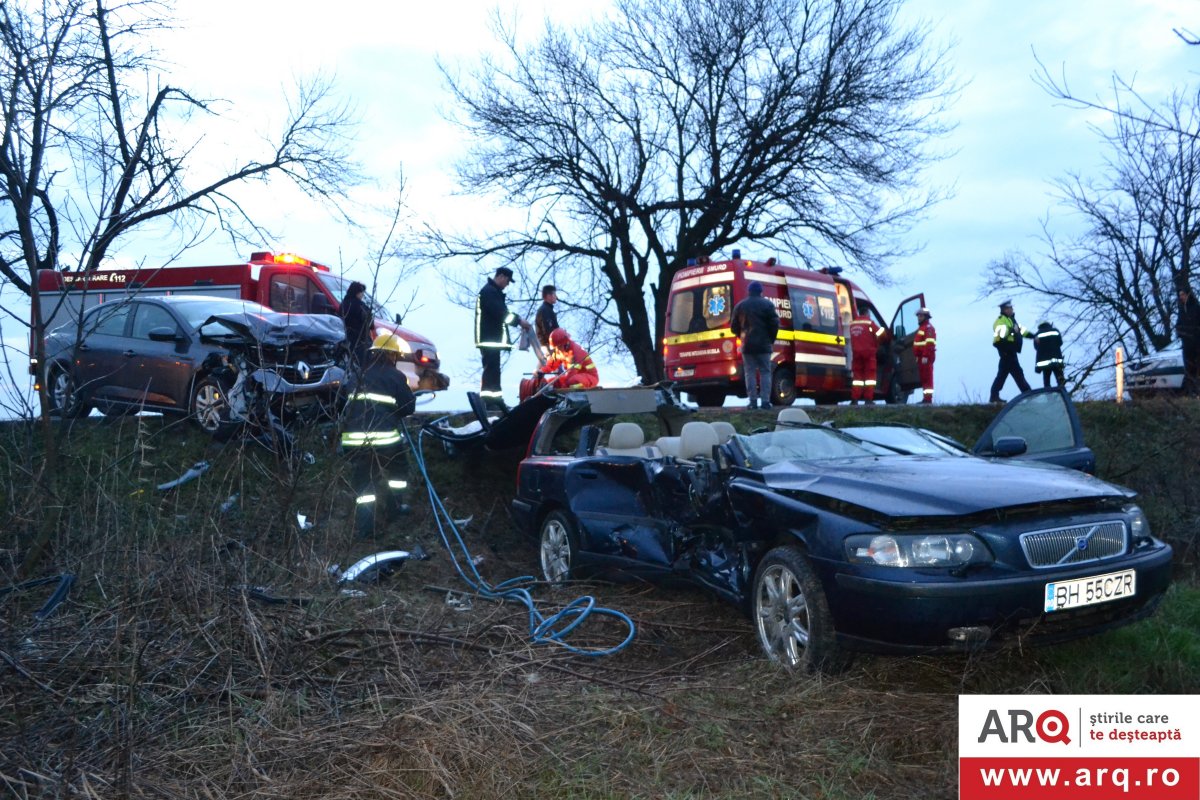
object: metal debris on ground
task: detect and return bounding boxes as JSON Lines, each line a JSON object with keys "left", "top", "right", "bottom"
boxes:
{"left": 296, "top": 513, "right": 314, "bottom": 531}
{"left": 444, "top": 590, "right": 473, "bottom": 612}
{"left": 336, "top": 546, "right": 430, "bottom": 584}
{"left": 219, "top": 493, "right": 240, "bottom": 514}
{"left": 156, "top": 461, "right": 210, "bottom": 491}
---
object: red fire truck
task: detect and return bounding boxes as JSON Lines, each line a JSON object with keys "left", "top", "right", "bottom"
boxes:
{"left": 33, "top": 251, "right": 449, "bottom": 391}
{"left": 662, "top": 252, "right": 924, "bottom": 406}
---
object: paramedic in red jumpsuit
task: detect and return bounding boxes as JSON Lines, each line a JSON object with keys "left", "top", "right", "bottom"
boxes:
{"left": 913, "top": 307, "right": 936, "bottom": 403}
{"left": 849, "top": 308, "right": 881, "bottom": 403}
{"left": 541, "top": 328, "right": 600, "bottom": 389}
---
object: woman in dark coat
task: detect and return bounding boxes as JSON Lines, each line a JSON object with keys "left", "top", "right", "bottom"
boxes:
{"left": 340, "top": 281, "right": 372, "bottom": 368}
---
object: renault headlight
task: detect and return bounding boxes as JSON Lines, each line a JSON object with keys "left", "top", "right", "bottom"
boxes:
{"left": 845, "top": 533, "right": 993, "bottom": 567}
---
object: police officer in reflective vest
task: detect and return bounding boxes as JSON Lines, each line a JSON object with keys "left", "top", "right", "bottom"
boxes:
{"left": 913, "top": 307, "right": 937, "bottom": 403}
{"left": 541, "top": 328, "right": 600, "bottom": 389}
{"left": 849, "top": 304, "right": 883, "bottom": 403}
{"left": 341, "top": 332, "right": 417, "bottom": 538}
{"left": 989, "top": 299, "right": 1033, "bottom": 402}
{"left": 475, "top": 266, "right": 530, "bottom": 409}
{"left": 1034, "top": 320, "right": 1065, "bottom": 388}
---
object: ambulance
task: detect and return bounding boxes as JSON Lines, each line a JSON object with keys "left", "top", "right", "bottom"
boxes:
{"left": 662, "top": 252, "right": 925, "bottom": 406}
{"left": 33, "top": 251, "right": 449, "bottom": 391}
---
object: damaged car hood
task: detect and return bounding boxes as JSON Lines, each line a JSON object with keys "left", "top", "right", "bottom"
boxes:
{"left": 199, "top": 311, "right": 346, "bottom": 346}
{"left": 760, "top": 456, "right": 1133, "bottom": 517}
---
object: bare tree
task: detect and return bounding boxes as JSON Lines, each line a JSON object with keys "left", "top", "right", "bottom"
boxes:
{"left": 434, "top": 0, "right": 953, "bottom": 383}
{"left": 1, "top": 0, "right": 359, "bottom": 410}
{"left": 984, "top": 88, "right": 1200, "bottom": 375}
{"left": 0, "top": 0, "right": 358, "bottom": 574}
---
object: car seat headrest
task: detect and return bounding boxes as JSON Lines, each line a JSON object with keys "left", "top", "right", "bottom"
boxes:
{"left": 775, "top": 407, "right": 812, "bottom": 430}
{"left": 679, "top": 421, "right": 720, "bottom": 460}
{"left": 607, "top": 422, "right": 645, "bottom": 450}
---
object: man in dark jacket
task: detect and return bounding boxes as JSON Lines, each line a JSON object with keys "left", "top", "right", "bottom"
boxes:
{"left": 474, "top": 267, "right": 530, "bottom": 409}
{"left": 534, "top": 285, "right": 559, "bottom": 352}
{"left": 1178, "top": 282, "right": 1200, "bottom": 395}
{"left": 1034, "top": 320, "right": 1065, "bottom": 388}
{"left": 730, "top": 281, "right": 780, "bottom": 409}
{"left": 341, "top": 332, "right": 417, "bottom": 538}
{"left": 339, "top": 281, "right": 372, "bottom": 369}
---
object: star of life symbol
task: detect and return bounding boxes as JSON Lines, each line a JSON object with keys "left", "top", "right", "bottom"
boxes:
{"left": 707, "top": 295, "right": 726, "bottom": 316}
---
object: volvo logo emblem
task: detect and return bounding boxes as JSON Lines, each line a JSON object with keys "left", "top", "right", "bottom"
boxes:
{"left": 1075, "top": 536, "right": 1089, "bottom": 551}
{"left": 296, "top": 360, "right": 311, "bottom": 381}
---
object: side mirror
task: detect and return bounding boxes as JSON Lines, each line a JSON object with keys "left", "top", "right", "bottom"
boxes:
{"left": 992, "top": 436, "right": 1028, "bottom": 458}
{"left": 148, "top": 326, "right": 183, "bottom": 343}
{"left": 311, "top": 294, "right": 334, "bottom": 314}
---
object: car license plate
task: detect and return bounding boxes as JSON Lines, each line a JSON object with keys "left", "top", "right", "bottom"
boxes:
{"left": 1044, "top": 569, "right": 1136, "bottom": 613}
{"left": 674, "top": 368, "right": 695, "bottom": 378}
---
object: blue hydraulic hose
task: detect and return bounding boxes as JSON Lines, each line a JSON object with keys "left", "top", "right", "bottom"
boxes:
{"left": 408, "top": 418, "right": 636, "bottom": 657}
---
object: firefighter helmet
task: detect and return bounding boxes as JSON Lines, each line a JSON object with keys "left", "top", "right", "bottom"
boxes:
{"left": 917, "top": 307, "right": 931, "bottom": 318}
{"left": 370, "top": 332, "right": 405, "bottom": 353}
{"left": 549, "top": 328, "right": 572, "bottom": 349}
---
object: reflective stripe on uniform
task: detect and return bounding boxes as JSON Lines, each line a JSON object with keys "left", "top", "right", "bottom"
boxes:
{"left": 350, "top": 392, "right": 398, "bottom": 405}
{"left": 356, "top": 494, "right": 376, "bottom": 505}
{"left": 341, "top": 430, "right": 402, "bottom": 447}
{"left": 387, "top": 479, "right": 408, "bottom": 490}
{"left": 852, "top": 380, "right": 866, "bottom": 387}
{"left": 1036, "top": 331, "right": 1059, "bottom": 339}
{"left": 864, "top": 380, "right": 877, "bottom": 387}
{"left": 923, "top": 388, "right": 935, "bottom": 396}
{"left": 1036, "top": 358, "right": 1065, "bottom": 367}
{"left": 480, "top": 389, "right": 505, "bottom": 398}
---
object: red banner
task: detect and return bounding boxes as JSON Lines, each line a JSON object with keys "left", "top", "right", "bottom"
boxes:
{"left": 960, "top": 757, "right": 1199, "bottom": 799}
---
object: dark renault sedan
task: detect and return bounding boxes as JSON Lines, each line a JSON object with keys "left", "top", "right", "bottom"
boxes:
{"left": 43, "top": 295, "right": 345, "bottom": 432}
{"left": 509, "top": 387, "right": 1173, "bottom": 672}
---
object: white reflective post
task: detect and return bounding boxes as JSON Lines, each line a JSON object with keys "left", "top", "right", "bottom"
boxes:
{"left": 1115, "top": 345, "right": 1125, "bottom": 404}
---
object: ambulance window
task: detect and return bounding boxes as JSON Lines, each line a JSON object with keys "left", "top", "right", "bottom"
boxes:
{"left": 667, "top": 284, "right": 732, "bottom": 334}
{"left": 789, "top": 289, "right": 839, "bottom": 335}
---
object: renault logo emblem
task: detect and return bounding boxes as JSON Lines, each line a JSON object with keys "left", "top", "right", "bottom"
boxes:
{"left": 296, "top": 360, "right": 311, "bottom": 381}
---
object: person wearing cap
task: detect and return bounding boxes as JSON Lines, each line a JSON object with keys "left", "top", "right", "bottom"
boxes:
{"left": 913, "top": 307, "right": 937, "bottom": 403}
{"left": 474, "top": 266, "right": 530, "bottom": 409}
{"left": 534, "top": 285, "right": 560, "bottom": 351}
{"left": 340, "top": 332, "right": 418, "bottom": 538}
{"left": 730, "top": 280, "right": 780, "bottom": 409}
{"left": 849, "top": 300, "right": 884, "bottom": 404}
{"left": 1034, "top": 320, "right": 1065, "bottom": 388}
{"left": 989, "top": 299, "right": 1033, "bottom": 403}
{"left": 540, "top": 328, "right": 599, "bottom": 389}
{"left": 1177, "top": 281, "right": 1200, "bottom": 395}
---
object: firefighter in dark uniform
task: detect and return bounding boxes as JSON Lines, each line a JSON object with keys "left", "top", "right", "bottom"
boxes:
{"left": 534, "top": 285, "right": 559, "bottom": 351}
{"left": 475, "top": 266, "right": 530, "bottom": 409}
{"left": 1034, "top": 320, "right": 1065, "bottom": 388}
{"left": 849, "top": 304, "right": 882, "bottom": 403}
{"left": 989, "top": 299, "right": 1033, "bottom": 402}
{"left": 341, "top": 332, "right": 417, "bottom": 538}
{"left": 913, "top": 307, "right": 936, "bottom": 403}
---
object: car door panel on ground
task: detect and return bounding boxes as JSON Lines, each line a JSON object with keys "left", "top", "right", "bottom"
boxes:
{"left": 973, "top": 387, "right": 1096, "bottom": 473}
{"left": 124, "top": 302, "right": 194, "bottom": 409}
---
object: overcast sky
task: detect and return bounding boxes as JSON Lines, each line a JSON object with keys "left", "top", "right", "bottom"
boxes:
{"left": 11, "top": 0, "right": 1195, "bottom": 412}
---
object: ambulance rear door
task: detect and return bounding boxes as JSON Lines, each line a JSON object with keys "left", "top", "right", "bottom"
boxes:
{"left": 786, "top": 276, "right": 850, "bottom": 395}
{"left": 889, "top": 293, "right": 926, "bottom": 389}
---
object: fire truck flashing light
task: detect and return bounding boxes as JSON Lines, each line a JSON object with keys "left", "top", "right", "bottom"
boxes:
{"left": 248, "top": 251, "right": 330, "bottom": 272}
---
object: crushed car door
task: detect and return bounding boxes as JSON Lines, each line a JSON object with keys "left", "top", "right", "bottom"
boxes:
{"left": 888, "top": 293, "right": 925, "bottom": 390}
{"left": 563, "top": 457, "right": 676, "bottom": 572}
{"left": 972, "top": 387, "right": 1096, "bottom": 472}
